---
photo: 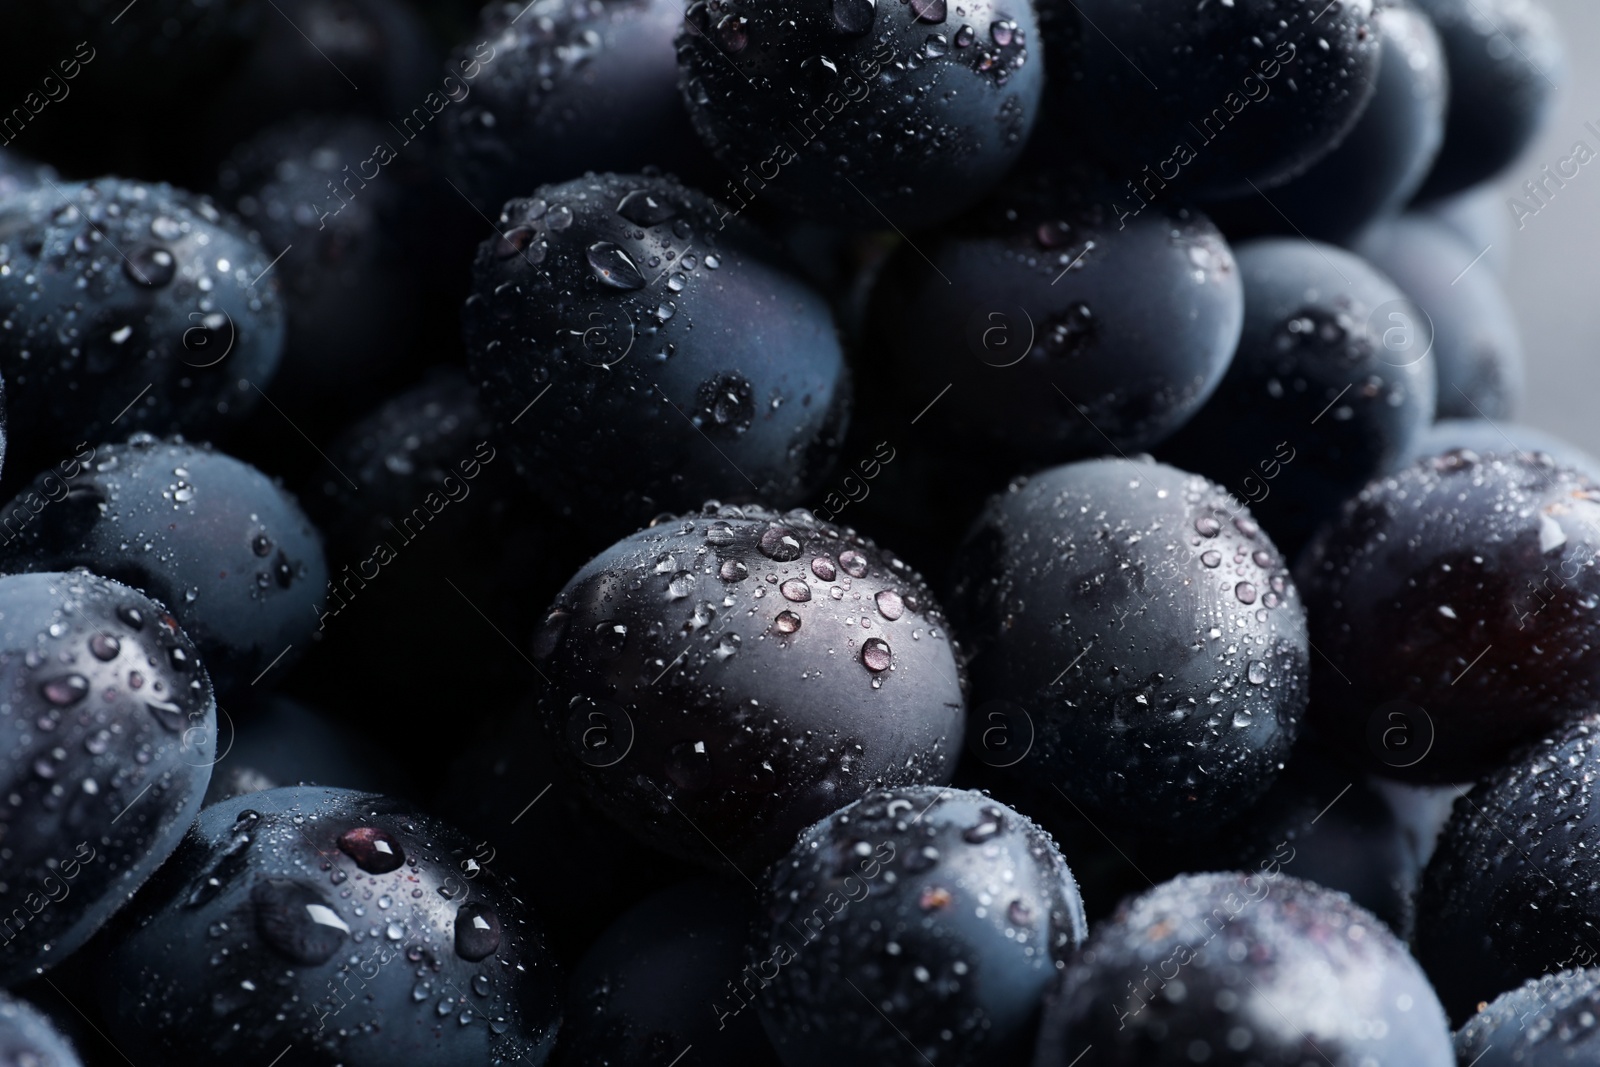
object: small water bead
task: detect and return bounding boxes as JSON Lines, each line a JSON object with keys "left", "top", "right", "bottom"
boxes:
{"left": 1252, "top": 550, "right": 1273, "bottom": 568}
{"left": 595, "top": 621, "right": 629, "bottom": 656}
{"left": 1247, "top": 661, "right": 1268, "bottom": 685}
{"left": 714, "top": 633, "right": 742, "bottom": 660}
{"left": 839, "top": 549, "right": 868, "bottom": 577}
{"left": 759, "top": 526, "right": 803, "bottom": 562}
{"left": 616, "top": 190, "right": 677, "bottom": 226}
{"left": 719, "top": 559, "right": 748, "bottom": 581}
{"left": 1201, "top": 550, "right": 1222, "bottom": 568}
{"left": 811, "top": 556, "right": 837, "bottom": 581}
{"left": 494, "top": 227, "right": 539, "bottom": 260}
{"left": 775, "top": 610, "right": 802, "bottom": 634}
{"left": 1195, "top": 517, "right": 1221, "bottom": 538}
{"left": 964, "top": 809, "right": 1004, "bottom": 842}
{"left": 124, "top": 245, "right": 176, "bottom": 288}
{"left": 875, "top": 589, "right": 904, "bottom": 620}
{"left": 546, "top": 204, "right": 573, "bottom": 230}
{"left": 861, "top": 638, "right": 892, "bottom": 672}
{"left": 780, "top": 579, "right": 812, "bottom": 603}
{"left": 252, "top": 879, "right": 349, "bottom": 965}
{"left": 337, "top": 827, "right": 406, "bottom": 874}
{"left": 706, "top": 521, "right": 737, "bottom": 546}
{"left": 685, "top": 601, "right": 716, "bottom": 631}
{"left": 1235, "top": 582, "right": 1258, "bottom": 605}
{"left": 586, "top": 241, "right": 647, "bottom": 290}
{"left": 716, "top": 14, "right": 748, "bottom": 50}
{"left": 454, "top": 901, "right": 502, "bottom": 961}
{"left": 41, "top": 675, "right": 89, "bottom": 706}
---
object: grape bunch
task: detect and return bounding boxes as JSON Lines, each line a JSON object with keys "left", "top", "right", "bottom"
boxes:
{"left": 0, "top": 0, "right": 1587, "bottom": 1064}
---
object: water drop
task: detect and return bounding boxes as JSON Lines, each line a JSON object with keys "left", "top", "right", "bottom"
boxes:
{"left": 861, "top": 638, "right": 892, "bottom": 672}
{"left": 775, "top": 610, "right": 802, "bottom": 634}
{"left": 252, "top": 879, "right": 348, "bottom": 965}
{"left": 617, "top": 190, "right": 677, "bottom": 226}
{"left": 494, "top": 227, "right": 539, "bottom": 260}
{"left": 41, "top": 675, "right": 89, "bottom": 706}
{"left": 1042, "top": 303, "right": 1096, "bottom": 357}
{"left": 586, "top": 242, "right": 647, "bottom": 290}
{"left": 759, "top": 526, "right": 803, "bottom": 562}
{"left": 595, "top": 620, "right": 629, "bottom": 656}
{"left": 337, "top": 827, "right": 406, "bottom": 874}
{"left": 780, "top": 578, "right": 811, "bottom": 602}
{"left": 455, "top": 901, "right": 502, "bottom": 961}
{"left": 124, "top": 245, "right": 176, "bottom": 288}
{"left": 964, "top": 808, "right": 1004, "bottom": 842}
{"left": 716, "top": 14, "right": 748, "bottom": 50}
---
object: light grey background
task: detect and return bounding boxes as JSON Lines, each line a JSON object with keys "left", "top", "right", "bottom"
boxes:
{"left": 1499, "top": 0, "right": 1600, "bottom": 451}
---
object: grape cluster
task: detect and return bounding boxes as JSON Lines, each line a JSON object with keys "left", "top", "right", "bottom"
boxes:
{"left": 0, "top": 0, "right": 1584, "bottom": 1064}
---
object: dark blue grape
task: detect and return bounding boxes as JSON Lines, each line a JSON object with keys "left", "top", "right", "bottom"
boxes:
{"left": 676, "top": 0, "right": 1044, "bottom": 229}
